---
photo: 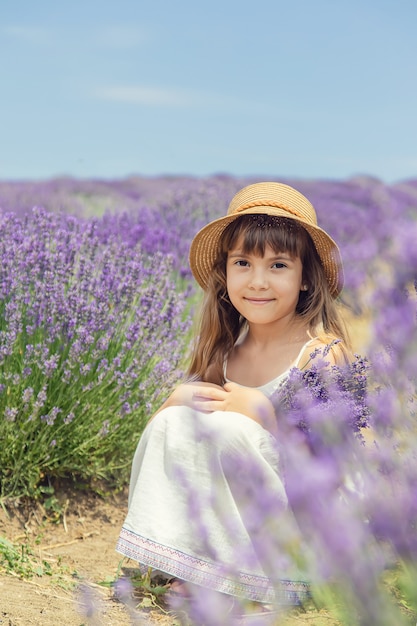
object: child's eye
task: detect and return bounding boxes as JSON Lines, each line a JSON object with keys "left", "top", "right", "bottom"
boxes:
{"left": 272, "top": 262, "right": 286, "bottom": 269}
{"left": 235, "top": 260, "right": 249, "bottom": 267}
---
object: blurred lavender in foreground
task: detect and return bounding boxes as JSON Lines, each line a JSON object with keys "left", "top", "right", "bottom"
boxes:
{"left": 167, "top": 175, "right": 417, "bottom": 624}
{"left": 76, "top": 583, "right": 104, "bottom": 625}
{"left": 114, "top": 577, "right": 148, "bottom": 625}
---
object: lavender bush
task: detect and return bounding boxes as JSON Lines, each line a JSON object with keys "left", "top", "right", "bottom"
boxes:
{"left": 0, "top": 207, "right": 191, "bottom": 500}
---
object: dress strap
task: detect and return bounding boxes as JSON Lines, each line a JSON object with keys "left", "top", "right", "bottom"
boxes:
{"left": 292, "top": 337, "right": 318, "bottom": 368}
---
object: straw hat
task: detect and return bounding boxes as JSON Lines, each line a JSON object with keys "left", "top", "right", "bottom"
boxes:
{"left": 189, "top": 182, "right": 343, "bottom": 298}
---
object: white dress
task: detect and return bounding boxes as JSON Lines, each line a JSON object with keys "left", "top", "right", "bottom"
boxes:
{"left": 116, "top": 341, "right": 316, "bottom": 605}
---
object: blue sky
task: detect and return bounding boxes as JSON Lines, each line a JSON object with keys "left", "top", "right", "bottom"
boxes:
{"left": 1, "top": 0, "right": 416, "bottom": 182}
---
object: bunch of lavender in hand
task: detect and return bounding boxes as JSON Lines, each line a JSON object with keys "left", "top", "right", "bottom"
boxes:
{"left": 272, "top": 345, "right": 370, "bottom": 450}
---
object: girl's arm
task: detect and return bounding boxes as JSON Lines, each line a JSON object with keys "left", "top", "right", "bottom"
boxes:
{"left": 192, "top": 381, "right": 278, "bottom": 437}
{"left": 148, "top": 381, "right": 227, "bottom": 423}
{"left": 149, "top": 381, "right": 278, "bottom": 436}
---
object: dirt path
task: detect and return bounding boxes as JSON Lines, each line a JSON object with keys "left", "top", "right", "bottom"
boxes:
{"left": 0, "top": 487, "right": 341, "bottom": 626}
{"left": 0, "top": 487, "right": 174, "bottom": 625}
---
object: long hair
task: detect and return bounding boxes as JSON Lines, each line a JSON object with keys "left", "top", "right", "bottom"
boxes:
{"left": 188, "top": 215, "right": 351, "bottom": 384}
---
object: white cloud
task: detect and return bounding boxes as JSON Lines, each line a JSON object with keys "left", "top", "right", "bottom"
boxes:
{"left": 3, "top": 23, "right": 149, "bottom": 50}
{"left": 93, "top": 85, "right": 197, "bottom": 107}
{"left": 92, "top": 84, "right": 276, "bottom": 114}
{"left": 3, "top": 25, "right": 50, "bottom": 44}
{"left": 91, "top": 25, "right": 149, "bottom": 49}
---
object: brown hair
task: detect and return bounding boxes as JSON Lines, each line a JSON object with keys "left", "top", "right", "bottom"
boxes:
{"left": 188, "top": 215, "right": 351, "bottom": 384}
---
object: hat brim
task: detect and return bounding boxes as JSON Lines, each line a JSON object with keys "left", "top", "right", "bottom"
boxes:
{"left": 189, "top": 206, "right": 344, "bottom": 298}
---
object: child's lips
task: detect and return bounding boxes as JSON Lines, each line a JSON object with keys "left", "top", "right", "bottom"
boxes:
{"left": 244, "top": 297, "right": 274, "bottom": 304}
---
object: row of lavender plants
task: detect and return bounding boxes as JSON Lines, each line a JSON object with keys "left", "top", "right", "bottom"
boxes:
{"left": 0, "top": 205, "right": 191, "bottom": 501}
{"left": 1, "top": 174, "right": 417, "bottom": 624}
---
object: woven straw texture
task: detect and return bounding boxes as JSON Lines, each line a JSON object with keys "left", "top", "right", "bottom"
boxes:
{"left": 189, "top": 182, "right": 343, "bottom": 298}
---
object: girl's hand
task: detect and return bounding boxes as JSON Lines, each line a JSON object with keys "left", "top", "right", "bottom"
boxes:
{"left": 225, "top": 382, "right": 277, "bottom": 435}
{"left": 193, "top": 381, "right": 278, "bottom": 436}
{"left": 152, "top": 382, "right": 277, "bottom": 436}
{"left": 159, "top": 382, "right": 227, "bottom": 412}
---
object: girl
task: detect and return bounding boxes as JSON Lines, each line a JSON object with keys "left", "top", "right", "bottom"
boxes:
{"left": 116, "top": 182, "right": 351, "bottom": 613}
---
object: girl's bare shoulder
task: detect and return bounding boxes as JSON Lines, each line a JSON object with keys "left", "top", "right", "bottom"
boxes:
{"left": 298, "top": 336, "right": 348, "bottom": 370}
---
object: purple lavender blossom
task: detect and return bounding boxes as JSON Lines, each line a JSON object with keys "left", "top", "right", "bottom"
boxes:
{"left": 272, "top": 354, "right": 371, "bottom": 444}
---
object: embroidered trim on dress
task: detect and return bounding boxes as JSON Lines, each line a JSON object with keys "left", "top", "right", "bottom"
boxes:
{"left": 116, "top": 527, "right": 309, "bottom": 605}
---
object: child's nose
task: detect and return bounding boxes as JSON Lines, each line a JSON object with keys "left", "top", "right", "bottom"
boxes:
{"left": 248, "top": 269, "right": 268, "bottom": 289}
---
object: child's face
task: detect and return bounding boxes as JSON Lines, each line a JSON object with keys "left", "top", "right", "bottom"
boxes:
{"left": 226, "top": 239, "right": 304, "bottom": 328}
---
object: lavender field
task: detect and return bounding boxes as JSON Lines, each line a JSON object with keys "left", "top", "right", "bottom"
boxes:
{"left": 1, "top": 174, "right": 417, "bottom": 624}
